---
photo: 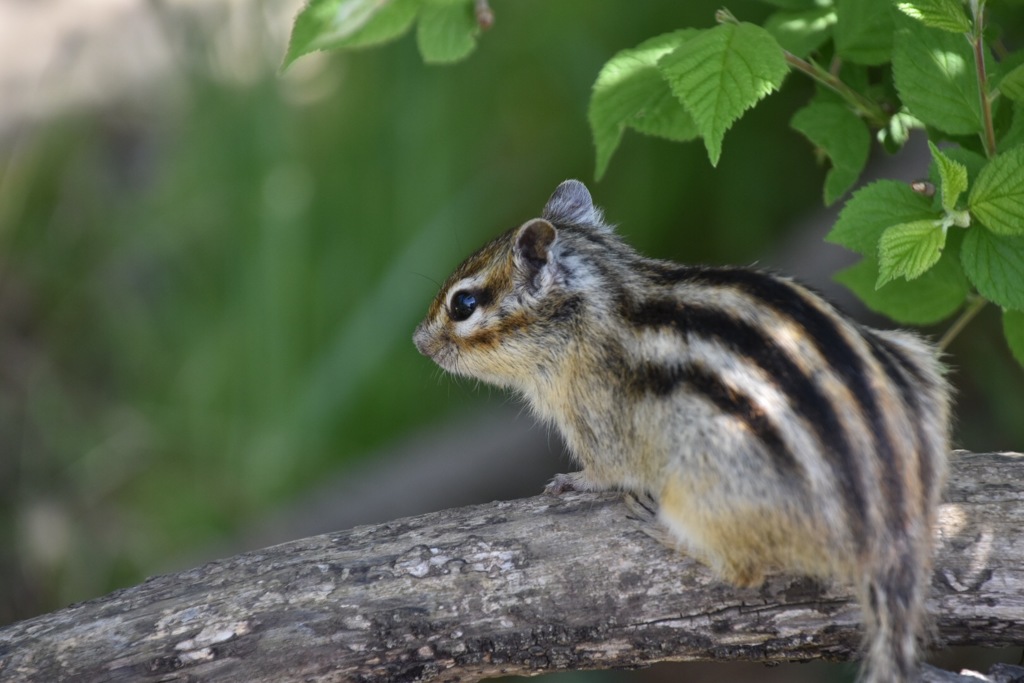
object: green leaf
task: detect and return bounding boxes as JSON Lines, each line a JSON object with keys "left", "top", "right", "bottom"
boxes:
{"left": 284, "top": 0, "right": 418, "bottom": 68}
{"left": 827, "top": 180, "right": 936, "bottom": 255}
{"left": 877, "top": 110, "right": 924, "bottom": 153}
{"left": 895, "top": 0, "right": 972, "bottom": 33}
{"left": 658, "top": 23, "right": 788, "bottom": 166}
{"left": 764, "top": 8, "right": 837, "bottom": 58}
{"left": 1004, "top": 309, "right": 1024, "bottom": 369}
{"left": 589, "top": 31, "right": 699, "bottom": 180}
{"left": 961, "top": 228, "right": 1024, "bottom": 311}
{"left": 791, "top": 102, "right": 871, "bottom": 204}
{"left": 1000, "top": 63, "right": 1024, "bottom": 102}
{"left": 627, "top": 89, "right": 700, "bottom": 140}
{"left": 934, "top": 146, "right": 988, "bottom": 185}
{"left": 891, "top": 14, "right": 983, "bottom": 135}
{"left": 1001, "top": 103, "right": 1024, "bottom": 153}
{"left": 834, "top": 0, "right": 895, "bottom": 65}
{"left": 759, "top": 0, "right": 820, "bottom": 8}
{"left": 876, "top": 219, "right": 947, "bottom": 287}
{"left": 417, "top": 0, "right": 478, "bottom": 64}
{"left": 835, "top": 251, "right": 968, "bottom": 324}
{"left": 927, "top": 141, "right": 969, "bottom": 213}
{"left": 968, "top": 146, "right": 1024, "bottom": 235}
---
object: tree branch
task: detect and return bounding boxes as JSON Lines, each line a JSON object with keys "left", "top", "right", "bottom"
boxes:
{"left": 1, "top": 451, "right": 1022, "bottom": 682}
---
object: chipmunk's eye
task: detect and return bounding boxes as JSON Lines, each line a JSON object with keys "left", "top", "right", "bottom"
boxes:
{"left": 449, "top": 290, "right": 478, "bottom": 322}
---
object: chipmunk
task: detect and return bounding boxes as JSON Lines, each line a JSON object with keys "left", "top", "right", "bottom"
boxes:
{"left": 413, "top": 180, "right": 951, "bottom": 682}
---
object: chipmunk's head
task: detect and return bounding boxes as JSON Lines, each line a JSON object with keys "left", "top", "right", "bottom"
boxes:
{"left": 413, "top": 180, "right": 609, "bottom": 388}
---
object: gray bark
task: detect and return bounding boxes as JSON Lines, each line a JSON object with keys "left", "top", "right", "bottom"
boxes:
{"left": 0, "top": 451, "right": 1022, "bottom": 682}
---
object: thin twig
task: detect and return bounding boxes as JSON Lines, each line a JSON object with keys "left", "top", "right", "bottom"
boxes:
{"left": 939, "top": 296, "right": 987, "bottom": 350}
{"left": 783, "top": 52, "right": 888, "bottom": 127}
{"left": 969, "top": 0, "right": 997, "bottom": 158}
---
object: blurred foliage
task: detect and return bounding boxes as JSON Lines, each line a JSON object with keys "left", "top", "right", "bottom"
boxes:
{"left": 0, "top": 0, "right": 1021, "bottom": 645}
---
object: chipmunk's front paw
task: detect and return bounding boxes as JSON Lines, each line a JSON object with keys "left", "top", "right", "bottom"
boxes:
{"left": 544, "top": 471, "right": 598, "bottom": 495}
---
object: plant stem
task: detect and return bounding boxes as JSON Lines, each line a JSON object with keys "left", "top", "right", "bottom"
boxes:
{"left": 969, "top": 0, "right": 997, "bottom": 158}
{"left": 939, "top": 296, "right": 987, "bottom": 351}
{"left": 783, "top": 52, "right": 888, "bottom": 127}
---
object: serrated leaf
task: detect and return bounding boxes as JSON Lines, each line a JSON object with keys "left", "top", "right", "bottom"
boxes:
{"left": 791, "top": 102, "right": 870, "bottom": 204}
{"left": 892, "top": 14, "right": 983, "bottom": 135}
{"left": 834, "top": 0, "right": 895, "bottom": 65}
{"left": 835, "top": 252, "right": 968, "bottom": 324}
{"left": 764, "top": 8, "right": 837, "bottom": 58}
{"left": 961, "top": 228, "right": 1024, "bottom": 311}
{"left": 1004, "top": 309, "right": 1024, "bottom": 369}
{"left": 933, "top": 146, "right": 988, "bottom": 185}
{"left": 928, "top": 141, "right": 969, "bottom": 213}
{"left": 627, "top": 89, "right": 700, "bottom": 141}
{"left": 876, "top": 220, "right": 947, "bottom": 287}
{"left": 417, "top": 0, "right": 478, "bottom": 64}
{"left": 589, "top": 31, "right": 699, "bottom": 180}
{"left": 827, "top": 180, "right": 937, "bottom": 254}
{"left": 968, "top": 146, "right": 1024, "bottom": 235}
{"left": 896, "top": 0, "right": 972, "bottom": 33}
{"left": 284, "top": 0, "right": 418, "bottom": 68}
{"left": 658, "top": 23, "right": 788, "bottom": 166}
{"left": 1000, "top": 63, "right": 1024, "bottom": 102}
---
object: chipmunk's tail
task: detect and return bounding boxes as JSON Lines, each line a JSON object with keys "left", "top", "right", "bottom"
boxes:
{"left": 853, "top": 330, "right": 949, "bottom": 683}
{"left": 857, "top": 551, "right": 923, "bottom": 682}
{"left": 856, "top": 516, "right": 942, "bottom": 683}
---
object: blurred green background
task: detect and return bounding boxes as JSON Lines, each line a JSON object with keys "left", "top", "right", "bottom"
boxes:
{"left": 0, "top": 0, "right": 1021, "bottom": 680}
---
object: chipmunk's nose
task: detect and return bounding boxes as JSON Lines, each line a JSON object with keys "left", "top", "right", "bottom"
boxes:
{"left": 412, "top": 323, "right": 433, "bottom": 357}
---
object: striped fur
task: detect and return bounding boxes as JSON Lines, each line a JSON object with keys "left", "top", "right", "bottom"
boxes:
{"left": 413, "top": 180, "right": 951, "bottom": 682}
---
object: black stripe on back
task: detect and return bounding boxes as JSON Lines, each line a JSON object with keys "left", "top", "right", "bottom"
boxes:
{"left": 625, "top": 297, "right": 869, "bottom": 547}
{"left": 650, "top": 265, "right": 906, "bottom": 533}
{"left": 633, "top": 359, "right": 801, "bottom": 480}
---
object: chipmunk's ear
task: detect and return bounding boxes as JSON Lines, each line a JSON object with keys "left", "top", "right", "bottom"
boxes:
{"left": 514, "top": 218, "right": 558, "bottom": 274}
{"left": 542, "top": 179, "right": 609, "bottom": 230}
